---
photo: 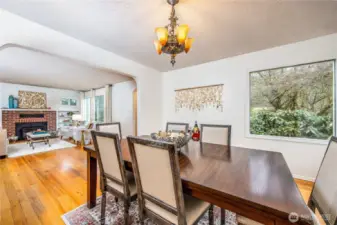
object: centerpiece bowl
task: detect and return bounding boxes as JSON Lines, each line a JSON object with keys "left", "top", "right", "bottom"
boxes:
{"left": 150, "top": 131, "right": 191, "bottom": 149}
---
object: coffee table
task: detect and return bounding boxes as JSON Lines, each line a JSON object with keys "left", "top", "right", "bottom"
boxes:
{"left": 26, "top": 132, "right": 51, "bottom": 149}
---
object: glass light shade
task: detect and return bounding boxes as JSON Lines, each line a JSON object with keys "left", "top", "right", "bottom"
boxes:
{"left": 177, "top": 24, "right": 189, "bottom": 44}
{"left": 155, "top": 27, "right": 168, "bottom": 45}
{"left": 184, "top": 38, "right": 194, "bottom": 53}
{"left": 154, "top": 40, "right": 162, "bottom": 55}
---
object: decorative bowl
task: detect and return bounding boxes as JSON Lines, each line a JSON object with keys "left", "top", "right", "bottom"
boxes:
{"left": 150, "top": 131, "right": 191, "bottom": 149}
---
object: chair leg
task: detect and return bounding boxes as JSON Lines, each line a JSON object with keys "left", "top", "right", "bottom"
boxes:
{"left": 209, "top": 205, "right": 214, "bottom": 225}
{"left": 124, "top": 200, "right": 130, "bottom": 225}
{"left": 100, "top": 191, "right": 107, "bottom": 225}
{"left": 115, "top": 196, "right": 118, "bottom": 203}
{"left": 137, "top": 198, "right": 144, "bottom": 225}
{"left": 221, "top": 208, "right": 225, "bottom": 225}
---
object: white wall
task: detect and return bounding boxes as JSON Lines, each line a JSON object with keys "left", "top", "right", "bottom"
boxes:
{"left": 0, "top": 10, "right": 163, "bottom": 135}
{"left": 0, "top": 82, "right": 80, "bottom": 111}
{"left": 162, "top": 33, "right": 337, "bottom": 181}
{"left": 111, "top": 80, "right": 137, "bottom": 137}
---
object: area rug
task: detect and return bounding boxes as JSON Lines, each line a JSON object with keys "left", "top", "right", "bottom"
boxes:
{"left": 7, "top": 139, "right": 76, "bottom": 158}
{"left": 62, "top": 193, "right": 237, "bottom": 225}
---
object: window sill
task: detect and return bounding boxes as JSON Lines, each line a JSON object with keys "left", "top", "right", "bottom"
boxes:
{"left": 246, "top": 134, "right": 329, "bottom": 145}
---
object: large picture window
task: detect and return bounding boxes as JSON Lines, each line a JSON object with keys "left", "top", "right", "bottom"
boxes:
{"left": 250, "top": 60, "right": 335, "bottom": 140}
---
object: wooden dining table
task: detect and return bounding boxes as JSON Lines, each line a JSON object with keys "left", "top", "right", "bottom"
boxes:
{"left": 84, "top": 139, "right": 313, "bottom": 225}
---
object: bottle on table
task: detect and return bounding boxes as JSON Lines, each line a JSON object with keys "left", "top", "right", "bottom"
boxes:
{"left": 192, "top": 121, "right": 200, "bottom": 141}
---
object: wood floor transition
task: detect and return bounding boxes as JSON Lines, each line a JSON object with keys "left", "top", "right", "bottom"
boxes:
{"left": 0, "top": 146, "right": 314, "bottom": 225}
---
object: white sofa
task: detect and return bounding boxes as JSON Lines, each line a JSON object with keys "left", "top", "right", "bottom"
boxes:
{"left": 72, "top": 126, "right": 92, "bottom": 145}
{"left": 59, "top": 126, "right": 74, "bottom": 139}
{"left": 0, "top": 129, "right": 8, "bottom": 158}
{"left": 59, "top": 123, "right": 96, "bottom": 145}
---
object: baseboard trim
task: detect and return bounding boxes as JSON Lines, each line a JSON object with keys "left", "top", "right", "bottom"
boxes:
{"left": 293, "top": 174, "right": 315, "bottom": 182}
{"left": 0, "top": 155, "right": 7, "bottom": 159}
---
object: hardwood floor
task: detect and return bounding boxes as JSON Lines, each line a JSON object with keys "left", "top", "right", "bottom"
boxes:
{"left": 0, "top": 147, "right": 314, "bottom": 225}
{"left": 0, "top": 146, "right": 100, "bottom": 225}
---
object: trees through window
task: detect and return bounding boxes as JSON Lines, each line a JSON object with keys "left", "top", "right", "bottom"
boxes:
{"left": 250, "top": 60, "right": 334, "bottom": 140}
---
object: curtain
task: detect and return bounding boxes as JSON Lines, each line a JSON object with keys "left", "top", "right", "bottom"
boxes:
{"left": 90, "top": 89, "right": 95, "bottom": 122}
{"left": 104, "top": 85, "right": 112, "bottom": 123}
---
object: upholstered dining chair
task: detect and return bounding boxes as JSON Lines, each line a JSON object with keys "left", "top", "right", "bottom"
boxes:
{"left": 166, "top": 122, "right": 189, "bottom": 133}
{"left": 307, "top": 136, "right": 337, "bottom": 225}
{"left": 91, "top": 131, "right": 137, "bottom": 225}
{"left": 96, "top": 122, "right": 122, "bottom": 140}
{"left": 200, "top": 124, "right": 231, "bottom": 225}
{"left": 200, "top": 124, "right": 231, "bottom": 146}
{"left": 127, "top": 136, "right": 214, "bottom": 225}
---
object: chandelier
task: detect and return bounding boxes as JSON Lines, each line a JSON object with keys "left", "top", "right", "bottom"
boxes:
{"left": 154, "top": 0, "right": 194, "bottom": 67}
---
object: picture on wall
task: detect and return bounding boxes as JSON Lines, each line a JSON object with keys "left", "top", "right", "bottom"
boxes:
{"left": 69, "top": 99, "right": 77, "bottom": 106}
{"left": 61, "top": 98, "right": 69, "bottom": 105}
{"left": 18, "top": 91, "right": 47, "bottom": 109}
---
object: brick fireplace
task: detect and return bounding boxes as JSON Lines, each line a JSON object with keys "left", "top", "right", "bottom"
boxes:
{"left": 1, "top": 110, "right": 56, "bottom": 138}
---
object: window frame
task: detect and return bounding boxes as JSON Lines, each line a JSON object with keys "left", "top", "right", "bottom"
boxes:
{"left": 247, "top": 59, "right": 336, "bottom": 144}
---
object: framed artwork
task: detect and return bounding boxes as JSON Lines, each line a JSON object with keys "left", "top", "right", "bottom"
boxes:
{"left": 70, "top": 99, "right": 77, "bottom": 106}
{"left": 18, "top": 91, "right": 47, "bottom": 109}
{"left": 61, "top": 98, "right": 69, "bottom": 105}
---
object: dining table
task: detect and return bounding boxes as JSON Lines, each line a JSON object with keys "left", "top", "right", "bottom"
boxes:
{"left": 83, "top": 139, "right": 313, "bottom": 225}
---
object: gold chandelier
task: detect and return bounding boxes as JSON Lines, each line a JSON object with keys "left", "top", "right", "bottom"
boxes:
{"left": 154, "top": 0, "right": 194, "bottom": 67}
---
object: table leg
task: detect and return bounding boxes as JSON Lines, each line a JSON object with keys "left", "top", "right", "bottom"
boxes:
{"left": 221, "top": 208, "right": 225, "bottom": 225}
{"left": 87, "top": 152, "right": 97, "bottom": 209}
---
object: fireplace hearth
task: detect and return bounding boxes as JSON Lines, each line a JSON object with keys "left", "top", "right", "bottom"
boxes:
{"left": 16, "top": 122, "right": 48, "bottom": 140}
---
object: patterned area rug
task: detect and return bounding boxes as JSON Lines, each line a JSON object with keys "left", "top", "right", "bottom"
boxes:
{"left": 62, "top": 193, "right": 237, "bottom": 225}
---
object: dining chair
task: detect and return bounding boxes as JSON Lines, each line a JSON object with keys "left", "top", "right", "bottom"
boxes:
{"left": 200, "top": 124, "right": 231, "bottom": 225}
{"left": 200, "top": 124, "right": 231, "bottom": 146}
{"left": 127, "top": 136, "right": 214, "bottom": 225}
{"left": 91, "top": 131, "right": 137, "bottom": 225}
{"left": 96, "top": 122, "right": 122, "bottom": 140}
{"left": 166, "top": 122, "right": 189, "bottom": 133}
{"left": 236, "top": 136, "right": 337, "bottom": 225}
{"left": 307, "top": 136, "right": 337, "bottom": 225}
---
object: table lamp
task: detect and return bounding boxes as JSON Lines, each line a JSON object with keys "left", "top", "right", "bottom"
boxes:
{"left": 72, "top": 114, "right": 83, "bottom": 127}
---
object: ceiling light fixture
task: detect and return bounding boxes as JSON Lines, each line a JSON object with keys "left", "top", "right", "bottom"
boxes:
{"left": 154, "top": 0, "right": 194, "bottom": 67}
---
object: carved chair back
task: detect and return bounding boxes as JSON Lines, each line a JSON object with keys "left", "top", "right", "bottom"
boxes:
{"left": 96, "top": 122, "right": 122, "bottom": 140}
{"left": 127, "top": 136, "right": 186, "bottom": 224}
{"left": 166, "top": 122, "right": 189, "bottom": 133}
{"left": 200, "top": 124, "right": 231, "bottom": 146}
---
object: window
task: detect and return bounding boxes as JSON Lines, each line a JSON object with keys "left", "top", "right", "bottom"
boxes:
{"left": 95, "top": 95, "right": 104, "bottom": 123}
{"left": 250, "top": 60, "right": 334, "bottom": 140}
{"left": 82, "top": 97, "right": 91, "bottom": 123}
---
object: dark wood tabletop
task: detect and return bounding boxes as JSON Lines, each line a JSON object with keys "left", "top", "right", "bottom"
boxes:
{"left": 84, "top": 140, "right": 312, "bottom": 225}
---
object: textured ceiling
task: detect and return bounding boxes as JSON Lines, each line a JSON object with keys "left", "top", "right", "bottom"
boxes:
{"left": 1, "top": 0, "right": 337, "bottom": 72}
{"left": 0, "top": 46, "right": 132, "bottom": 91}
